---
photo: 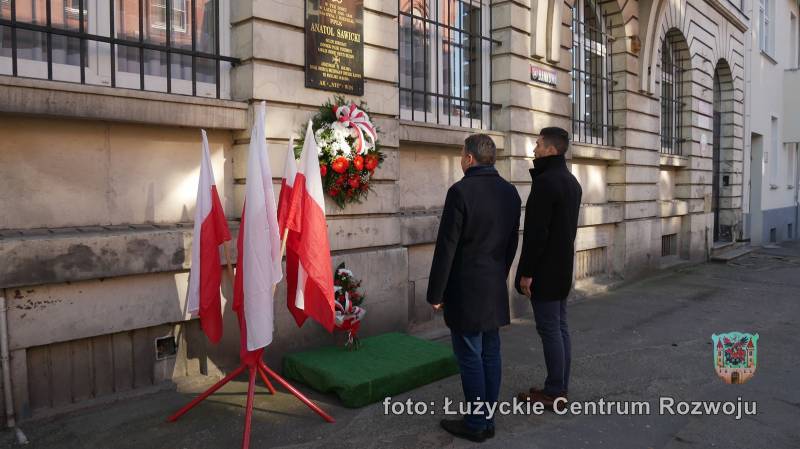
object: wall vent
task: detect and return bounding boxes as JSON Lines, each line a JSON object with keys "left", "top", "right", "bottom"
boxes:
{"left": 575, "top": 247, "right": 608, "bottom": 280}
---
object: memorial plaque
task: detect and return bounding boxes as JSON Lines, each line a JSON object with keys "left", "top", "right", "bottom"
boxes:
{"left": 305, "top": 0, "right": 364, "bottom": 96}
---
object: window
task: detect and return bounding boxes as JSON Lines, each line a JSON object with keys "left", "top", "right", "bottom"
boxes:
{"left": 151, "top": 0, "right": 186, "bottom": 33}
{"left": 571, "top": 0, "right": 613, "bottom": 146}
{"left": 399, "top": 0, "right": 495, "bottom": 129}
{"left": 770, "top": 117, "right": 779, "bottom": 182}
{"left": 661, "top": 234, "right": 678, "bottom": 257}
{"left": 660, "top": 32, "right": 685, "bottom": 155}
{"left": 791, "top": 13, "right": 798, "bottom": 68}
{"left": 787, "top": 143, "right": 797, "bottom": 187}
{"left": 0, "top": 0, "right": 234, "bottom": 98}
{"left": 759, "top": 0, "right": 774, "bottom": 56}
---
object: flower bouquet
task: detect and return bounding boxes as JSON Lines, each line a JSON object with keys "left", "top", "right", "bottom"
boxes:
{"left": 333, "top": 262, "right": 366, "bottom": 350}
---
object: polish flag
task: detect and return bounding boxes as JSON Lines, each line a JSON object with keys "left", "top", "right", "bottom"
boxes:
{"left": 277, "top": 138, "right": 297, "bottom": 235}
{"left": 276, "top": 139, "right": 307, "bottom": 327}
{"left": 233, "top": 101, "right": 283, "bottom": 351}
{"left": 285, "top": 122, "right": 335, "bottom": 332}
{"left": 187, "top": 130, "right": 231, "bottom": 344}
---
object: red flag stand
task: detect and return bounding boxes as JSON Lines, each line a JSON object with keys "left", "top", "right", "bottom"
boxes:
{"left": 166, "top": 349, "right": 335, "bottom": 449}
{"left": 167, "top": 239, "right": 334, "bottom": 449}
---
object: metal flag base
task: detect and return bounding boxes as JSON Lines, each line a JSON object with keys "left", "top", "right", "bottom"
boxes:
{"left": 166, "top": 356, "right": 335, "bottom": 449}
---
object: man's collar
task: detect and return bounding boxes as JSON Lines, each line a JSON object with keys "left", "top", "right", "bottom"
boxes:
{"left": 465, "top": 165, "right": 498, "bottom": 177}
{"left": 530, "top": 154, "right": 567, "bottom": 176}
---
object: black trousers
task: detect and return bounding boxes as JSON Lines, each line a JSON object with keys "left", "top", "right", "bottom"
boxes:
{"left": 531, "top": 299, "right": 571, "bottom": 396}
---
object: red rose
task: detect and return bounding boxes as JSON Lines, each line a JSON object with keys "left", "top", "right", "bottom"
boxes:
{"left": 348, "top": 175, "right": 360, "bottom": 189}
{"left": 320, "top": 164, "right": 327, "bottom": 177}
{"left": 335, "top": 174, "right": 346, "bottom": 186}
{"left": 331, "top": 156, "right": 349, "bottom": 174}
{"left": 353, "top": 155, "right": 364, "bottom": 171}
{"left": 365, "top": 154, "right": 379, "bottom": 171}
{"left": 329, "top": 187, "right": 340, "bottom": 197}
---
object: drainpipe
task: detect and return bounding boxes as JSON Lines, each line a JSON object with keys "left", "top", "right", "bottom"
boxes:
{"left": 0, "top": 290, "right": 28, "bottom": 445}
{"left": 795, "top": 143, "right": 800, "bottom": 239}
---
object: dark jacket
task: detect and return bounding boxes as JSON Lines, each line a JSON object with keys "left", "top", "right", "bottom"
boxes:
{"left": 427, "top": 165, "right": 522, "bottom": 333}
{"left": 515, "top": 154, "right": 582, "bottom": 301}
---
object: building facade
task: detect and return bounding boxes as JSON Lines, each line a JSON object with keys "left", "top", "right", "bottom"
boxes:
{"left": 742, "top": 0, "right": 800, "bottom": 245}
{"left": 0, "top": 0, "right": 747, "bottom": 422}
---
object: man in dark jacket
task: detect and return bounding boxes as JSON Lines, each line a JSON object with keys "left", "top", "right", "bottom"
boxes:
{"left": 515, "top": 127, "right": 582, "bottom": 409}
{"left": 427, "top": 134, "right": 521, "bottom": 442}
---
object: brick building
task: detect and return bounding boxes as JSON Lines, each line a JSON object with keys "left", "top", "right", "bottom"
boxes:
{"left": 0, "top": 0, "right": 747, "bottom": 421}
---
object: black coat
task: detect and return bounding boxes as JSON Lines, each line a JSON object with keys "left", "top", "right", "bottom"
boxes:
{"left": 515, "top": 154, "right": 582, "bottom": 301}
{"left": 426, "top": 165, "right": 522, "bottom": 333}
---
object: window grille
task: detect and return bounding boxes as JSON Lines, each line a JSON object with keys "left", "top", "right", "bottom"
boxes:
{"left": 398, "top": 0, "right": 498, "bottom": 129}
{"left": 0, "top": 0, "right": 236, "bottom": 98}
{"left": 575, "top": 246, "right": 607, "bottom": 280}
{"left": 571, "top": 0, "right": 614, "bottom": 146}
{"left": 661, "top": 234, "right": 677, "bottom": 257}
{"left": 660, "top": 32, "right": 685, "bottom": 155}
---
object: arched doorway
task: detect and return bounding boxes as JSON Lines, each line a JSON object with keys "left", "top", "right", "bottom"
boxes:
{"left": 713, "top": 60, "right": 734, "bottom": 242}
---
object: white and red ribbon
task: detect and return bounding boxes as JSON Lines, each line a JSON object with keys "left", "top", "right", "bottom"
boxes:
{"left": 334, "top": 103, "right": 377, "bottom": 154}
{"left": 334, "top": 291, "right": 366, "bottom": 349}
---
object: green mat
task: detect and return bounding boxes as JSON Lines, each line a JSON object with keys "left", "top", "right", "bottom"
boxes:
{"left": 282, "top": 332, "right": 459, "bottom": 408}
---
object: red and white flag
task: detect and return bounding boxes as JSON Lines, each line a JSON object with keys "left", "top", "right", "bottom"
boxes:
{"left": 276, "top": 139, "right": 307, "bottom": 327}
{"left": 277, "top": 138, "right": 297, "bottom": 234}
{"left": 233, "top": 101, "right": 283, "bottom": 351}
{"left": 187, "top": 130, "right": 231, "bottom": 344}
{"left": 285, "top": 122, "right": 335, "bottom": 332}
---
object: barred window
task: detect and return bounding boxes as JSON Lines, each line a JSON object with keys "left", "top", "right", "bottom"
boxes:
{"left": 660, "top": 31, "right": 686, "bottom": 155}
{"left": 399, "top": 0, "right": 494, "bottom": 129}
{"left": 571, "top": 0, "right": 613, "bottom": 145}
{"left": 0, "top": 0, "right": 235, "bottom": 98}
{"left": 759, "top": 0, "right": 775, "bottom": 55}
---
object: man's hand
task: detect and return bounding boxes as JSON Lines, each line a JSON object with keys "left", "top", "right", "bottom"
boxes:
{"left": 519, "top": 276, "right": 533, "bottom": 298}
{"left": 432, "top": 303, "right": 444, "bottom": 312}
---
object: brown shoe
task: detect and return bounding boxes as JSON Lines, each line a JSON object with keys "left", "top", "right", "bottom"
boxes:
{"left": 529, "top": 386, "right": 568, "bottom": 400}
{"left": 529, "top": 390, "right": 557, "bottom": 410}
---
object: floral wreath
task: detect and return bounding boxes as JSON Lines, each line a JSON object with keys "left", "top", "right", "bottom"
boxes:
{"left": 333, "top": 262, "right": 366, "bottom": 350}
{"left": 295, "top": 96, "right": 384, "bottom": 208}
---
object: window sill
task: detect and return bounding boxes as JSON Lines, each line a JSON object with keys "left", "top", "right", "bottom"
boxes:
{"left": 761, "top": 51, "right": 778, "bottom": 65}
{"left": 659, "top": 154, "right": 690, "bottom": 168}
{"left": 398, "top": 120, "right": 505, "bottom": 150}
{"left": 0, "top": 75, "right": 248, "bottom": 129}
{"left": 570, "top": 142, "right": 622, "bottom": 162}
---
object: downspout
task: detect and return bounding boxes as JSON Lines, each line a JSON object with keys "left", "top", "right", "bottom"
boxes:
{"left": 0, "top": 290, "right": 28, "bottom": 445}
{"left": 795, "top": 143, "right": 799, "bottom": 239}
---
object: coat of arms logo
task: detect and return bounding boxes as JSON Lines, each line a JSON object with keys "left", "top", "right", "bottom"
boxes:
{"left": 711, "top": 332, "right": 758, "bottom": 384}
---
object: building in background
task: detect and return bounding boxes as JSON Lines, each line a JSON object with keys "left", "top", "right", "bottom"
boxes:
{"left": 0, "top": 0, "right": 748, "bottom": 422}
{"left": 743, "top": 0, "right": 800, "bottom": 245}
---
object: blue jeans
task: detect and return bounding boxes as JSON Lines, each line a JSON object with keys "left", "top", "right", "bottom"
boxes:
{"left": 450, "top": 329, "right": 501, "bottom": 432}
{"left": 532, "top": 299, "right": 570, "bottom": 396}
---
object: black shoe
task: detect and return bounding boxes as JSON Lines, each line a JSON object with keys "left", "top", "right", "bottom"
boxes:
{"left": 484, "top": 426, "right": 495, "bottom": 439}
{"left": 440, "top": 419, "right": 487, "bottom": 443}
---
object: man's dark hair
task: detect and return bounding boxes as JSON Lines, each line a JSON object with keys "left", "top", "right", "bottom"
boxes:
{"left": 540, "top": 127, "right": 570, "bottom": 155}
{"left": 464, "top": 134, "right": 497, "bottom": 165}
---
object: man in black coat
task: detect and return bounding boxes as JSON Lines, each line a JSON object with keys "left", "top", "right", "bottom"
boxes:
{"left": 427, "top": 134, "right": 521, "bottom": 442}
{"left": 515, "top": 127, "right": 582, "bottom": 409}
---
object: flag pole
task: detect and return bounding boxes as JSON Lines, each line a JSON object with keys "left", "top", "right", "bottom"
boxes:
{"left": 272, "top": 228, "right": 290, "bottom": 296}
{"left": 223, "top": 240, "right": 235, "bottom": 281}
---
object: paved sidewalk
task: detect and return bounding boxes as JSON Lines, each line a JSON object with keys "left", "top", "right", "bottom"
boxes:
{"left": 2, "top": 242, "right": 799, "bottom": 449}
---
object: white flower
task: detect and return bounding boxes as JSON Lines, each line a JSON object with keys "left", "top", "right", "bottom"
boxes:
{"left": 337, "top": 268, "right": 353, "bottom": 276}
{"left": 334, "top": 286, "right": 342, "bottom": 292}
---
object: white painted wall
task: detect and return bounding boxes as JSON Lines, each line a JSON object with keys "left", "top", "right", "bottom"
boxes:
{"left": 744, "top": 0, "right": 800, "bottom": 219}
